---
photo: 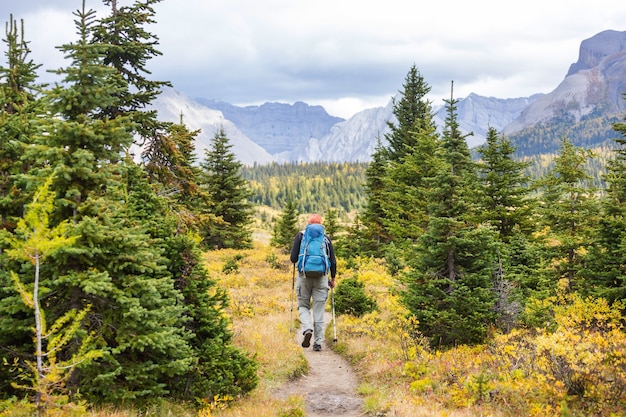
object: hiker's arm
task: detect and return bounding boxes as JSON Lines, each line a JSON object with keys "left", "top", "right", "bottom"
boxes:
{"left": 327, "top": 238, "right": 337, "bottom": 279}
{"left": 290, "top": 232, "right": 302, "bottom": 264}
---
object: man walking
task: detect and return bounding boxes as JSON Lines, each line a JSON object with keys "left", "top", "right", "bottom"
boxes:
{"left": 290, "top": 213, "right": 337, "bottom": 351}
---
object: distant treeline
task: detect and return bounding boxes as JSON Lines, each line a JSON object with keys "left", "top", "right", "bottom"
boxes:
{"left": 241, "top": 162, "right": 368, "bottom": 216}
{"left": 243, "top": 145, "right": 616, "bottom": 215}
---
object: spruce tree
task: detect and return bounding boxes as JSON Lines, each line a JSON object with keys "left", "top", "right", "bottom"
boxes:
{"left": 200, "top": 128, "right": 254, "bottom": 249}
{"left": 92, "top": 0, "right": 171, "bottom": 143}
{"left": 0, "top": 15, "right": 43, "bottom": 232}
{"left": 402, "top": 86, "right": 498, "bottom": 347}
{"left": 117, "top": 162, "right": 258, "bottom": 400}
{"left": 8, "top": 5, "right": 189, "bottom": 402}
{"left": 324, "top": 207, "right": 341, "bottom": 241}
{"left": 475, "top": 127, "right": 537, "bottom": 328}
{"left": 536, "top": 137, "right": 598, "bottom": 293}
{"left": 383, "top": 120, "right": 440, "bottom": 244}
{"left": 384, "top": 64, "right": 436, "bottom": 162}
{"left": 476, "top": 127, "right": 535, "bottom": 241}
{"left": 586, "top": 103, "right": 626, "bottom": 302}
{"left": 359, "top": 138, "right": 389, "bottom": 256}
{"left": 381, "top": 65, "right": 438, "bottom": 244}
{"left": 271, "top": 195, "right": 299, "bottom": 252}
{"left": 360, "top": 65, "right": 437, "bottom": 254}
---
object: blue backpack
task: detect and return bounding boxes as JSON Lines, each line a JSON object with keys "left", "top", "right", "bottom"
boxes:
{"left": 298, "top": 223, "right": 330, "bottom": 278}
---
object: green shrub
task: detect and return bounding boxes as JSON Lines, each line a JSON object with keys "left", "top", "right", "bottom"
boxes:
{"left": 223, "top": 253, "right": 244, "bottom": 274}
{"left": 334, "top": 277, "right": 377, "bottom": 317}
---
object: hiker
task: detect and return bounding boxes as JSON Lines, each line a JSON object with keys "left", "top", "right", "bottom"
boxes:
{"left": 290, "top": 213, "right": 337, "bottom": 351}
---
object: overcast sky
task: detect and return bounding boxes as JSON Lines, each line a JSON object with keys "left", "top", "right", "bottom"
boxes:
{"left": 4, "top": 0, "right": 626, "bottom": 118}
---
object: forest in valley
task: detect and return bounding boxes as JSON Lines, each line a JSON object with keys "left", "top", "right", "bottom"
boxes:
{"left": 2, "top": 1, "right": 626, "bottom": 417}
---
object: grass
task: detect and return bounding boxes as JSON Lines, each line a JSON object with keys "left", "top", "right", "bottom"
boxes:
{"left": 5, "top": 241, "right": 624, "bottom": 416}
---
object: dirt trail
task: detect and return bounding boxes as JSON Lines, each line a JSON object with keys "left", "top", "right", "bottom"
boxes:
{"left": 274, "top": 314, "right": 364, "bottom": 416}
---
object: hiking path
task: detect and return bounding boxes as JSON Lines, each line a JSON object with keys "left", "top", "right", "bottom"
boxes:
{"left": 274, "top": 313, "right": 365, "bottom": 416}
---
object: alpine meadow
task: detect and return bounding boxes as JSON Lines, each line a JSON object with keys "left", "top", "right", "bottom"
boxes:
{"left": 2, "top": 2, "right": 626, "bottom": 417}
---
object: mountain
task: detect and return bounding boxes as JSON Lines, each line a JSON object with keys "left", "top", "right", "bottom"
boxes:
{"left": 152, "top": 30, "right": 626, "bottom": 165}
{"left": 505, "top": 30, "right": 626, "bottom": 134}
{"left": 146, "top": 89, "right": 274, "bottom": 166}
{"left": 503, "top": 30, "right": 626, "bottom": 156}
{"left": 194, "top": 99, "right": 344, "bottom": 155}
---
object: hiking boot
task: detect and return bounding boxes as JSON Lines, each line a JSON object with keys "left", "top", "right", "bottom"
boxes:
{"left": 313, "top": 344, "right": 322, "bottom": 351}
{"left": 302, "top": 329, "right": 313, "bottom": 348}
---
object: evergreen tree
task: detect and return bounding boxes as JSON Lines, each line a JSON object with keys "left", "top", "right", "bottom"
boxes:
{"left": 92, "top": 0, "right": 171, "bottom": 143}
{"left": 0, "top": 15, "right": 43, "bottom": 232}
{"left": 359, "top": 138, "right": 389, "bottom": 256}
{"left": 117, "top": 162, "right": 258, "bottom": 400}
{"left": 359, "top": 65, "right": 438, "bottom": 255}
{"left": 6, "top": 5, "right": 189, "bottom": 402}
{"left": 402, "top": 86, "right": 498, "bottom": 347}
{"left": 536, "top": 137, "right": 598, "bottom": 293}
{"left": 383, "top": 120, "right": 441, "bottom": 244}
{"left": 384, "top": 64, "right": 436, "bottom": 162}
{"left": 271, "top": 195, "right": 299, "bottom": 252}
{"left": 476, "top": 127, "right": 535, "bottom": 241}
{"left": 324, "top": 207, "right": 341, "bottom": 241}
{"left": 587, "top": 102, "right": 626, "bottom": 301}
{"left": 199, "top": 128, "right": 254, "bottom": 249}
{"left": 584, "top": 111, "right": 626, "bottom": 302}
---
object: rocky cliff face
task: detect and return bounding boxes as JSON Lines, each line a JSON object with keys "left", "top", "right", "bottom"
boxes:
{"left": 196, "top": 99, "right": 344, "bottom": 155}
{"left": 148, "top": 89, "right": 274, "bottom": 166}
{"left": 504, "top": 30, "right": 626, "bottom": 135}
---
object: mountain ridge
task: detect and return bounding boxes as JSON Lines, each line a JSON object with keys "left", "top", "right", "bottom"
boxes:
{"left": 151, "top": 29, "right": 626, "bottom": 165}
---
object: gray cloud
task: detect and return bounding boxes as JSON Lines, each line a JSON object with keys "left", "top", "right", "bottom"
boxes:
{"left": 3, "top": 0, "right": 626, "bottom": 118}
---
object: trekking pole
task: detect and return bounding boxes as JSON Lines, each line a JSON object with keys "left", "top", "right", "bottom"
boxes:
{"left": 290, "top": 263, "right": 295, "bottom": 332}
{"left": 331, "top": 286, "right": 337, "bottom": 343}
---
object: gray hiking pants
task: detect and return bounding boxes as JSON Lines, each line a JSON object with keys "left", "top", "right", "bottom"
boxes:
{"left": 296, "top": 273, "right": 329, "bottom": 346}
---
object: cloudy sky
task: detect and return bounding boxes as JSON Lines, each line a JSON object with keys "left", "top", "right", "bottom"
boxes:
{"left": 4, "top": 0, "right": 626, "bottom": 118}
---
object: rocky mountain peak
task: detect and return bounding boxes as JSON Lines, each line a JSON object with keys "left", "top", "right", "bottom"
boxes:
{"left": 567, "top": 30, "right": 626, "bottom": 76}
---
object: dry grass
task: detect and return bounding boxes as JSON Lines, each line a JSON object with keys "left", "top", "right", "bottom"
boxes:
{"left": 9, "top": 241, "right": 616, "bottom": 416}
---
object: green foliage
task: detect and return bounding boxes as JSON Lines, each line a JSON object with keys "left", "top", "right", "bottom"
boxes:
{"left": 200, "top": 128, "right": 254, "bottom": 249}
{"left": 508, "top": 109, "right": 622, "bottom": 158}
{"left": 0, "top": 15, "right": 44, "bottom": 234}
{"left": 0, "top": 6, "right": 258, "bottom": 407}
{"left": 334, "top": 277, "right": 377, "bottom": 317}
{"left": 223, "top": 254, "right": 244, "bottom": 274}
{"left": 3, "top": 175, "right": 101, "bottom": 415}
{"left": 242, "top": 161, "right": 367, "bottom": 216}
{"left": 271, "top": 195, "right": 299, "bottom": 252}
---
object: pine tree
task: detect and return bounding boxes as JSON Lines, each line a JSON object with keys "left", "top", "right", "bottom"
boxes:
{"left": 92, "top": 0, "right": 171, "bottom": 143}
{"left": 536, "top": 137, "right": 598, "bottom": 293}
{"left": 587, "top": 103, "right": 626, "bottom": 301}
{"left": 271, "top": 195, "right": 299, "bottom": 253}
{"left": 476, "top": 127, "right": 535, "bottom": 241}
{"left": 384, "top": 64, "right": 436, "bottom": 162}
{"left": 200, "top": 128, "right": 254, "bottom": 249}
{"left": 0, "top": 15, "right": 43, "bottom": 232}
{"left": 402, "top": 85, "right": 498, "bottom": 347}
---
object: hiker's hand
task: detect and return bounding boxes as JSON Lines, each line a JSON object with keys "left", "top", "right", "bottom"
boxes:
{"left": 328, "top": 278, "right": 335, "bottom": 288}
